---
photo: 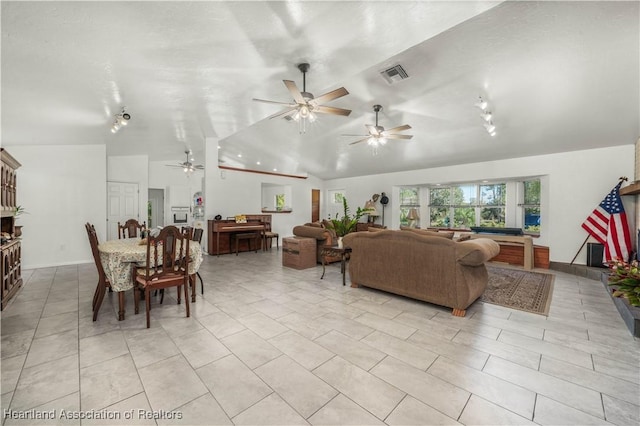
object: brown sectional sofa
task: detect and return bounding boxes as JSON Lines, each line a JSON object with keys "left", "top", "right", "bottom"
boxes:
{"left": 343, "top": 229, "right": 500, "bottom": 316}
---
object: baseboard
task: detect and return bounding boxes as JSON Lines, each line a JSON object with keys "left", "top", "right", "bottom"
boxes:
{"left": 548, "top": 262, "right": 607, "bottom": 281}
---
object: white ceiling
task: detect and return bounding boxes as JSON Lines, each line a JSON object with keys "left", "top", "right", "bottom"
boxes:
{"left": 2, "top": 1, "right": 638, "bottom": 180}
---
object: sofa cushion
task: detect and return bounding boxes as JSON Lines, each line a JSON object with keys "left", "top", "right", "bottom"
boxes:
{"left": 367, "top": 226, "right": 385, "bottom": 232}
{"left": 456, "top": 238, "right": 501, "bottom": 266}
{"left": 400, "top": 227, "right": 455, "bottom": 239}
{"left": 292, "top": 225, "right": 329, "bottom": 240}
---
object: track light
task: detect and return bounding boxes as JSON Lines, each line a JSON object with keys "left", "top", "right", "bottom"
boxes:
{"left": 484, "top": 122, "right": 496, "bottom": 133}
{"left": 475, "top": 96, "right": 488, "bottom": 110}
{"left": 476, "top": 96, "right": 497, "bottom": 136}
{"left": 110, "top": 108, "right": 131, "bottom": 133}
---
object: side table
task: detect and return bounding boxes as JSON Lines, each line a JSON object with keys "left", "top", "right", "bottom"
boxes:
{"left": 320, "top": 245, "right": 352, "bottom": 286}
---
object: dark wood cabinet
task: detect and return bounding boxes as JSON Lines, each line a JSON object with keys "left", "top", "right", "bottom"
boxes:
{"left": 1, "top": 148, "right": 22, "bottom": 310}
{"left": 1, "top": 240, "right": 22, "bottom": 309}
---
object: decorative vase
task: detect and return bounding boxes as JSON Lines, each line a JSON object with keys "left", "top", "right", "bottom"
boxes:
{"left": 337, "top": 237, "right": 344, "bottom": 249}
{"left": 13, "top": 225, "right": 22, "bottom": 238}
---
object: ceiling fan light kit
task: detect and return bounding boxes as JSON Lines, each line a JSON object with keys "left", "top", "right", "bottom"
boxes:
{"left": 253, "top": 62, "right": 351, "bottom": 134}
{"left": 166, "top": 150, "right": 204, "bottom": 176}
{"left": 343, "top": 104, "right": 413, "bottom": 153}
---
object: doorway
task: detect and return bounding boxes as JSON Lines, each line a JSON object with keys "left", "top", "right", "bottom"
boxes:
{"left": 148, "top": 188, "right": 165, "bottom": 228}
{"left": 311, "top": 189, "right": 320, "bottom": 222}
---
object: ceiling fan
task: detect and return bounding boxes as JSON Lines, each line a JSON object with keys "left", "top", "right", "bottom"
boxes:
{"left": 253, "top": 63, "right": 351, "bottom": 133}
{"left": 166, "top": 150, "right": 204, "bottom": 174}
{"left": 343, "top": 104, "right": 413, "bottom": 146}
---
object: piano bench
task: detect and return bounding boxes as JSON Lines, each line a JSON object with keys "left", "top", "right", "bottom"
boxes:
{"left": 232, "top": 233, "right": 260, "bottom": 256}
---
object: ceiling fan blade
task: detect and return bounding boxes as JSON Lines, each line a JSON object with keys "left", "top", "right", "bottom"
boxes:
{"left": 310, "top": 87, "right": 349, "bottom": 106}
{"left": 194, "top": 165, "right": 205, "bottom": 169}
{"left": 266, "top": 107, "right": 297, "bottom": 120}
{"left": 315, "top": 105, "right": 351, "bottom": 116}
{"left": 283, "top": 80, "right": 306, "bottom": 104}
{"left": 253, "top": 98, "right": 296, "bottom": 107}
{"left": 341, "top": 134, "right": 369, "bottom": 137}
{"left": 165, "top": 164, "right": 184, "bottom": 168}
{"left": 385, "top": 134, "right": 414, "bottom": 140}
{"left": 349, "top": 137, "right": 370, "bottom": 145}
{"left": 365, "top": 124, "right": 380, "bottom": 136}
{"left": 382, "top": 124, "right": 412, "bottom": 134}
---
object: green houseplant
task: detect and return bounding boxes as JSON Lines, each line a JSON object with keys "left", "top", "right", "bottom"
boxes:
{"left": 608, "top": 259, "right": 640, "bottom": 307}
{"left": 327, "top": 197, "right": 373, "bottom": 238}
{"left": 13, "top": 205, "right": 27, "bottom": 238}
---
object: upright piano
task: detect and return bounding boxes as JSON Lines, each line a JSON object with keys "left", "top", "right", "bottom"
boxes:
{"left": 208, "top": 220, "right": 266, "bottom": 256}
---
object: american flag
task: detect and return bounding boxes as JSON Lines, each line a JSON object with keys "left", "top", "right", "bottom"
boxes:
{"left": 581, "top": 181, "right": 632, "bottom": 262}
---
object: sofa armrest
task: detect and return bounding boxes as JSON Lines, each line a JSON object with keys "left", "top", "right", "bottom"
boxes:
{"left": 293, "top": 226, "right": 329, "bottom": 241}
{"left": 456, "top": 238, "right": 501, "bottom": 266}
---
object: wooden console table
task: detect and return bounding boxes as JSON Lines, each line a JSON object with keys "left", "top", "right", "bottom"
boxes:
{"left": 320, "top": 245, "right": 352, "bottom": 286}
{"left": 461, "top": 233, "right": 549, "bottom": 270}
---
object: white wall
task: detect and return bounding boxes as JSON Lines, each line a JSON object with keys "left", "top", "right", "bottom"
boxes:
{"left": 323, "top": 145, "right": 636, "bottom": 265}
{"left": 8, "top": 145, "right": 107, "bottom": 269}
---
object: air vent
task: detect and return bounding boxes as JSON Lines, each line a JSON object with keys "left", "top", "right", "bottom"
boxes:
{"left": 380, "top": 64, "right": 409, "bottom": 84}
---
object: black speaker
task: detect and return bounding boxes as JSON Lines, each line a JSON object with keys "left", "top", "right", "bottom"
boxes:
{"left": 587, "top": 243, "right": 605, "bottom": 268}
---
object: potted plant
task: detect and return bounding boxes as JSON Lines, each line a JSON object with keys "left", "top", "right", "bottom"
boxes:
{"left": 13, "top": 205, "right": 27, "bottom": 237}
{"left": 608, "top": 259, "right": 640, "bottom": 306}
{"left": 327, "top": 198, "right": 373, "bottom": 247}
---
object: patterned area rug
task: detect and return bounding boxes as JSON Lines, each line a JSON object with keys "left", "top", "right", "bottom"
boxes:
{"left": 482, "top": 265, "right": 555, "bottom": 315}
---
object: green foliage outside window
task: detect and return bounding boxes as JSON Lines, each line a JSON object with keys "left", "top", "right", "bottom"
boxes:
{"left": 399, "top": 187, "right": 420, "bottom": 227}
{"left": 523, "top": 179, "right": 541, "bottom": 233}
{"left": 275, "top": 194, "right": 285, "bottom": 211}
{"left": 429, "top": 183, "right": 506, "bottom": 228}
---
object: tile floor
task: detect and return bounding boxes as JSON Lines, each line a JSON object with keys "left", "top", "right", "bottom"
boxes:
{"left": 1, "top": 249, "right": 639, "bottom": 425}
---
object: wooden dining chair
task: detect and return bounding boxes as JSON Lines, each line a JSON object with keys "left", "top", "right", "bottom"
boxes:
{"left": 133, "top": 225, "right": 190, "bottom": 328}
{"left": 118, "top": 219, "right": 146, "bottom": 239}
{"left": 85, "top": 222, "right": 110, "bottom": 321}
{"left": 263, "top": 221, "right": 279, "bottom": 251}
{"left": 192, "top": 228, "right": 204, "bottom": 295}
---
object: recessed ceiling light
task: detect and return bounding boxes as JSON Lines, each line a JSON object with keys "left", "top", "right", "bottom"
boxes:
{"left": 217, "top": 146, "right": 221, "bottom": 150}
{"left": 256, "top": 161, "right": 261, "bottom": 165}
{"left": 273, "top": 168, "right": 277, "bottom": 172}
{"left": 482, "top": 180, "right": 489, "bottom": 183}
{"left": 237, "top": 154, "right": 242, "bottom": 158}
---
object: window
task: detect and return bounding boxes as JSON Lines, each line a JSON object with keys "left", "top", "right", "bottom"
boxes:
{"left": 479, "top": 184, "right": 506, "bottom": 227}
{"left": 330, "top": 191, "right": 345, "bottom": 204}
{"left": 429, "top": 183, "right": 506, "bottom": 229}
{"left": 522, "top": 179, "right": 541, "bottom": 233}
{"left": 400, "top": 187, "right": 420, "bottom": 227}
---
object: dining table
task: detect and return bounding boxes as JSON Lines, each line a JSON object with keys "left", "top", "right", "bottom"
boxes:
{"left": 98, "top": 237, "right": 203, "bottom": 320}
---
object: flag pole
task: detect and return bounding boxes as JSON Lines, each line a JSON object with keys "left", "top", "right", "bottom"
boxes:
{"left": 573, "top": 176, "right": 629, "bottom": 265}
{"left": 570, "top": 236, "right": 590, "bottom": 265}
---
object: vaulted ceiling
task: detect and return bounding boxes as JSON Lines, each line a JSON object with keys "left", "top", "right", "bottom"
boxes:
{"left": 2, "top": 1, "right": 638, "bottom": 180}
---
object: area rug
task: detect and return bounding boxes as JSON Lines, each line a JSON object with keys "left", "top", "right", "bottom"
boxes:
{"left": 482, "top": 265, "right": 555, "bottom": 315}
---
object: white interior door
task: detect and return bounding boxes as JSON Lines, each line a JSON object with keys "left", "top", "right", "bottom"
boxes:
{"left": 107, "top": 182, "right": 139, "bottom": 240}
